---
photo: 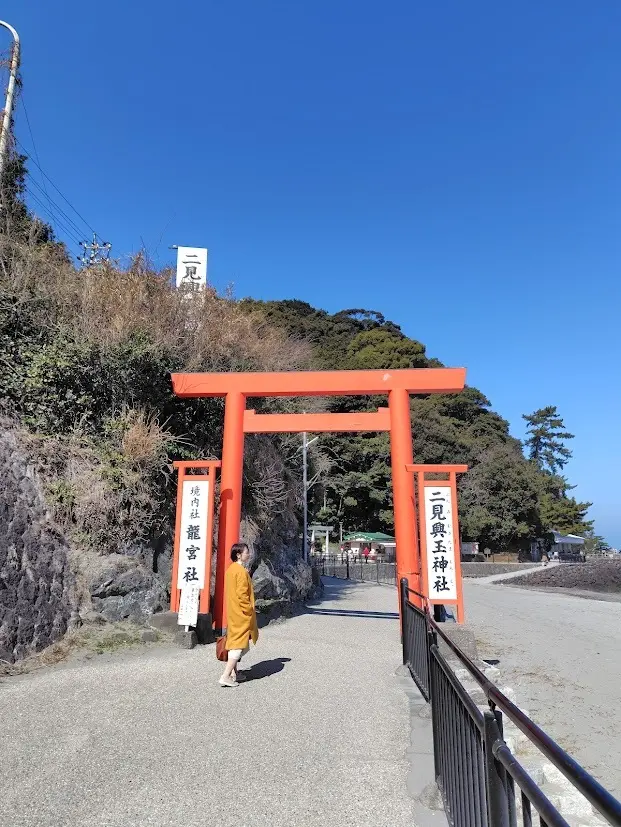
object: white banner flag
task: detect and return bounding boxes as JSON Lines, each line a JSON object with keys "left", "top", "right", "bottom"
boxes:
{"left": 177, "top": 479, "right": 210, "bottom": 589}
{"left": 424, "top": 485, "right": 458, "bottom": 601}
{"left": 176, "top": 246, "right": 207, "bottom": 291}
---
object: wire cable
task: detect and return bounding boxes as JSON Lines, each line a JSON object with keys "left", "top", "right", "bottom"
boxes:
{"left": 26, "top": 190, "right": 82, "bottom": 246}
{"left": 14, "top": 135, "right": 98, "bottom": 237}
{"left": 20, "top": 94, "right": 51, "bottom": 204}
{"left": 12, "top": 93, "right": 110, "bottom": 260}
{"left": 25, "top": 186, "right": 83, "bottom": 247}
{"left": 26, "top": 171, "right": 88, "bottom": 241}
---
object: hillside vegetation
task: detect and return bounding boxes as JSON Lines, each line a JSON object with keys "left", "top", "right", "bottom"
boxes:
{"left": 0, "top": 152, "right": 593, "bottom": 589}
{"left": 241, "top": 300, "right": 592, "bottom": 552}
{"left": 0, "top": 241, "right": 315, "bottom": 569}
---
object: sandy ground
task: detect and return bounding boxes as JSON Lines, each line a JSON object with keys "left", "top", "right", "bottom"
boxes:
{"left": 0, "top": 580, "right": 419, "bottom": 827}
{"left": 464, "top": 578, "right": 621, "bottom": 799}
{"left": 504, "top": 559, "right": 621, "bottom": 593}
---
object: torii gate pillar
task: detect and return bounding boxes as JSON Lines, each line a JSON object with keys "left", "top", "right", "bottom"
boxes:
{"left": 213, "top": 391, "right": 246, "bottom": 633}
{"left": 388, "top": 388, "right": 420, "bottom": 595}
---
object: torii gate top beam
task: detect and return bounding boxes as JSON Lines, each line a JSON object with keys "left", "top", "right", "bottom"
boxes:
{"left": 243, "top": 408, "right": 391, "bottom": 433}
{"left": 171, "top": 367, "right": 466, "bottom": 398}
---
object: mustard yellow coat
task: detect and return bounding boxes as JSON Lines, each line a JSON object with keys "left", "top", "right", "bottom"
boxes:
{"left": 225, "top": 562, "right": 259, "bottom": 650}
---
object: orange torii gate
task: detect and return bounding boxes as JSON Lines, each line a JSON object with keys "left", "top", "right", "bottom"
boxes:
{"left": 171, "top": 367, "right": 466, "bottom": 632}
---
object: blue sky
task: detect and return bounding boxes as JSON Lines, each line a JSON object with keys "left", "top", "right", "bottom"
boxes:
{"left": 8, "top": 1, "right": 621, "bottom": 544}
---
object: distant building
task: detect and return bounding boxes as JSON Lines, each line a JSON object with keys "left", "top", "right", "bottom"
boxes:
{"left": 461, "top": 542, "right": 480, "bottom": 560}
{"left": 530, "top": 531, "right": 585, "bottom": 561}
{"left": 342, "top": 532, "right": 396, "bottom": 561}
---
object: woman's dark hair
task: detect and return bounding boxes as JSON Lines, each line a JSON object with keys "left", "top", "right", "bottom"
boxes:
{"left": 230, "top": 542, "right": 248, "bottom": 562}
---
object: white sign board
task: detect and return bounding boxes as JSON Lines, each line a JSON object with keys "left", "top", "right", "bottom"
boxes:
{"left": 177, "top": 586, "right": 200, "bottom": 627}
{"left": 423, "top": 485, "right": 457, "bottom": 601}
{"left": 175, "top": 246, "right": 207, "bottom": 291}
{"left": 177, "top": 479, "right": 210, "bottom": 589}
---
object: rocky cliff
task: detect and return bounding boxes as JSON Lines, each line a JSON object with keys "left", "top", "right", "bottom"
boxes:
{"left": 0, "top": 426, "right": 315, "bottom": 662}
{"left": 0, "top": 429, "right": 76, "bottom": 663}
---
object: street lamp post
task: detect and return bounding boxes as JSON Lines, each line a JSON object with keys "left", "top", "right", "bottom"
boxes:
{"left": 302, "top": 432, "right": 319, "bottom": 563}
{"left": 303, "top": 431, "right": 308, "bottom": 563}
{"left": 0, "top": 21, "right": 20, "bottom": 187}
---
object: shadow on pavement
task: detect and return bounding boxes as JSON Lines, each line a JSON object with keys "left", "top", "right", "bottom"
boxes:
{"left": 306, "top": 607, "right": 399, "bottom": 620}
{"left": 305, "top": 577, "right": 363, "bottom": 606}
{"left": 245, "top": 657, "right": 291, "bottom": 681}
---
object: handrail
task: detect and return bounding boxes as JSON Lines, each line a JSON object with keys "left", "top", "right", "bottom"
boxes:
{"left": 404, "top": 584, "right": 427, "bottom": 601}
{"left": 494, "top": 742, "right": 572, "bottom": 827}
{"left": 427, "top": 613, "right": 621, "bottom": 826}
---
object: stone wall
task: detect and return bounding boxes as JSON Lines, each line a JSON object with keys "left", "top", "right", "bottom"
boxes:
{"left": 461, "top": 562, "right": 539, "bottom": 578}
{"left": 88, "top": 552, "right": 168, "bottom": 623}
{"left": 240, "top": 517, "right": 317, "bottom": 610}
{"left": 0, "top": 429, "right": 75, "bottom": 663}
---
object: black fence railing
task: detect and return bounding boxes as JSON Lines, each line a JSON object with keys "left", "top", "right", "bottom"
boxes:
{"left": 311, "top": 554, "right": 397, "bottom": 586}
{"left": 400, "top": 579, "right": 621, "bottom": 827}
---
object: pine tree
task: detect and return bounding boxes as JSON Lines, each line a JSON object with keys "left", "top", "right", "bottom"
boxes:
{"left": 523, "top": 406, "right": 574, "bottom": 474}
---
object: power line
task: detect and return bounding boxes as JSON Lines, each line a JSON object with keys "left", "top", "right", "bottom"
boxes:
{"left": 25, "top": 186, "right": 83, "bottom": 246}
{"left": 12, "top": 87, "right": 112, "bottom": 264}
{"left": 26, "top": 171, "right": 88, "bottom": 240}
{"left": 14, "top": 134, "right": 98, "bottom": 236}
{"left": 15, "top": 135, "right": 112, "bottom": 264}
{"left": 25, "top": 188, "right": 82, "bottom": 245}
{"left": 20, "top": 94, "right": 50, "bottom": 204}
{"left": 26, "top": 188, "right": 112, "bottom": 269}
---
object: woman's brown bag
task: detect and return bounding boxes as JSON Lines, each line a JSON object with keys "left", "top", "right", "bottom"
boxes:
{"left": 216, "top": 636, "right": 228, "bottom": 662}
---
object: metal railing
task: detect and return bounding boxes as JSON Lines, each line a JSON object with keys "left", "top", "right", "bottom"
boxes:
{"left": 400, "top": 579, "right": 621, "bottom": 827}
{"left": 311, "top": 554, "right": 397, "bottom": 586}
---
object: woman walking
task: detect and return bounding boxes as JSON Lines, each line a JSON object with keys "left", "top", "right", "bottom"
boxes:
{"left": 219, "top": 542, "right": 259, "bottom": 688}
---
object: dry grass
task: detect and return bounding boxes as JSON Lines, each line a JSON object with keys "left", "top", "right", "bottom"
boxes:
{"left": 0, "top": 621, "right": 168, "bottom": 678}
{"left": 0, "top": 237, "right": 320, "bottom": 568}
{"left": 17, "top": 409, "right": 177, "bottom": 554}
{"left": 2, "top": 242, "right": 312, "bottom": 374}
{"left": 119, "top": 408, "right": 181, "bottom": 470}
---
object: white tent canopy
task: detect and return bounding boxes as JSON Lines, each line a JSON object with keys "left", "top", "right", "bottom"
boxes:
{"left": 551, "top": 531, "right": 585, "bottom": 546}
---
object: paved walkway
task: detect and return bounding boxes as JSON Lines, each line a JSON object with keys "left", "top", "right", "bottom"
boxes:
{"left": 0, "top": 580, "right": 419, "bottom": 827}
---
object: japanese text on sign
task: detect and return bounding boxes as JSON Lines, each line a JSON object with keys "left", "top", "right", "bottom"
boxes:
{"left": 423, "top": 485, "right": 457, "bottom": 601}
{"left": 175, "top": 246, "right": 208, "bottom": 292}
{"left": 177, "top": 479, "right": 210, "bottom": 589}
{"left": 178, "top": 586, "right": 200, "bottom": 627}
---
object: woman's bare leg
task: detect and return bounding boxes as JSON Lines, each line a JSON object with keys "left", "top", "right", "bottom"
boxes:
{"left": 221, "top": 655, "right": 238, "bottom": 680}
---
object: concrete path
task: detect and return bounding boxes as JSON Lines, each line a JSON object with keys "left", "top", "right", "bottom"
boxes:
{"left": 0, "top": 580, "right": 420, "bottom": 827}
{"left": 464, "top": 578, "right": 621, "bottom": 799}
{"left": 464, "top": 562, "right": 556, "bottom": 584}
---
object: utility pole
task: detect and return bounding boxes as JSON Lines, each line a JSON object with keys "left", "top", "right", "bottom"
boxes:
{"left": 301, "top": 430, "right": 319, "bottom": 564}
{"left": 302, "top": 431, "right": 308, "bottom": 564}
{"left": 78, "top": 233, "right": 112, "bottom": 267}
{"left": 0, "top": 21, "right": 20, "bottom": 188}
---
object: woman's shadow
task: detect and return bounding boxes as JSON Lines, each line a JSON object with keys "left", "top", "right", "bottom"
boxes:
{"left": 245, "top": 657, "right": 291, "bottom": 681}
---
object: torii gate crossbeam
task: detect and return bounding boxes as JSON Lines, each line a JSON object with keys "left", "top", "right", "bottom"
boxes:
{"left": 171, "top": 368, "right": 466, "bottom": 632}
{"left": 243, "top": 408, "right": 391, "bottom": 433}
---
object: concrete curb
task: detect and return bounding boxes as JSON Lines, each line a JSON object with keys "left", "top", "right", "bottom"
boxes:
{"left": 453, "top": 658, "right": 607, "bottom": 827}
{"left": 395, "top": 665, "right": 448, "bottom": 827}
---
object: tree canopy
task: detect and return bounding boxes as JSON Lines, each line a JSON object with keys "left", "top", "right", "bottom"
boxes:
{"left": 242, "top": 298, "right": 596, "bottom": 551}
{"left": 523, "top": 406, "right": 574, "bottom": 474}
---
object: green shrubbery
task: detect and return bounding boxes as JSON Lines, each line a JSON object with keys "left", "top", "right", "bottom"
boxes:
{"left": 242, "top": 299, "right": 593, "bottom": 553}
{"left": 0, "top": 240, "right": 311, "bottom": 561}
